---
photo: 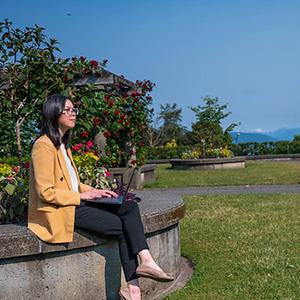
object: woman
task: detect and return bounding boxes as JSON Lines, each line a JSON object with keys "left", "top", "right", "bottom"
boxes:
{"left": 27, "top": 94, "right": 174, "bottom": 300}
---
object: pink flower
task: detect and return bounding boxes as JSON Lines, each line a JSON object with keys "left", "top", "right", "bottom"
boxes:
{"left": 6, "top": 176, "right": 14, "bottom": 182}
{"left": 105, "top": 170, "right": 111, "bottom": 177}
{"left": 72, "top": 143, "right": 83, "bottom": 152}
{"left": 86, "top": 140, "right": 93, "bottom": 149}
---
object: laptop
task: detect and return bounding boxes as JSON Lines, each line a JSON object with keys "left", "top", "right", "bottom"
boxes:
{"left": 85, "top": 168, "right": 137, "bottom": 205}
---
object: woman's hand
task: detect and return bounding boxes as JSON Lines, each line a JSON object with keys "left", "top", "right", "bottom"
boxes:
{"left": 80, "top": 188, "right": 118, "bottom": 200}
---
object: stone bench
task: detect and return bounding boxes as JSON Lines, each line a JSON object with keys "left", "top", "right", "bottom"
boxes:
{"left": 170, "top": 157, "right": 246, "bottom": 170}
{"left": 0, "top": 190, "right": 190, "bottom": 300}
{"left": 109, "top": 164, "right": 156, "bottom": 189}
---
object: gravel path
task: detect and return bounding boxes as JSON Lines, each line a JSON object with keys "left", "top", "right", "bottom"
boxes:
{"left": 138, "top": 184, "right": 300, "bottom": 197}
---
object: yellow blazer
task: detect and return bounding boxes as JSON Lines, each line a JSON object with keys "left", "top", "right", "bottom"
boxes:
{"left": 27, "top": 135, "right": 92, "bottom": 243}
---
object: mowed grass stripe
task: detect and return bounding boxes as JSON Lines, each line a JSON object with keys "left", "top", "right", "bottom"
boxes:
{"left": 166, "top": 194, "right": 300, "bottom": 300}
{"left": 145, "top": 161, "right": 300, "bottom": 188}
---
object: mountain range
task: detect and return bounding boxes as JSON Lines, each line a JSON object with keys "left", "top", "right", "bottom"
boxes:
{"left": 230, "top": 128, "right": 300, "bottom": 144}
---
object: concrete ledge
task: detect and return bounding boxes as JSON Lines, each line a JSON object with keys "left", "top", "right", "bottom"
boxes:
{"left": 244, "top": 153, "right": 300, "bottom": 160}
{"left": 146, "top": 159, "right": 171, "bottom": 164}
{"left": 109, "top": 164, "right": 156, "bottom": 189}
{"left": 0, "top": 191, "right": 186, "bottom": 300}
{"left": 170, "top": 157, "right": 246, "bottom": 170}
{"left": 147, "top": 154, "right": 300, "bottom": 164}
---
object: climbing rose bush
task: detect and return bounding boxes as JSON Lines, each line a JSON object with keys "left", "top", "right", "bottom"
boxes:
{"left": 72, "top": 80, "right": 155, "bottom": 168}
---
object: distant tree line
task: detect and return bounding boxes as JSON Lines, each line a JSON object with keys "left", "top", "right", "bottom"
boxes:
{"left": 146, "top": 96, "right": 239, "bottom": 156}
{"left": 231, "top": 136, "right": 300, "bottom": 156}
{"left": 144, "top": 97, "right": 300, "bottom": 159}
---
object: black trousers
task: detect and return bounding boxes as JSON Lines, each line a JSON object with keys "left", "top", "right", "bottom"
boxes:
{"left": 74, "top": 200, "right": 149, "bottom": 281}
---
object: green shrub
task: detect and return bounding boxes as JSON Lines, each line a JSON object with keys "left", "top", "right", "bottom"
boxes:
{"left": 0, "top": 161, "right": 29, "bottom": 224}
{"left": 145, "top": 145, "right": 193, "bottom": 159}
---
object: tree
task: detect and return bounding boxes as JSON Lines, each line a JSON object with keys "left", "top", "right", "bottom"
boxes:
{"left": 0, "top": 20, "right": 110, "bottom": 162}
{"left": 289, "top": 135, "right": 300, "bottom": 153}
{"left": 0, "top": 19, "right": 70, "bottom": 164}
{"left": 158, "top": 103, "right": 185, "bottom": 145}
{"left": 190, "top": 96, "right": 240, "bottom": 155}
{"left": 144, "top": 117, "right": 163, "bottom": 147}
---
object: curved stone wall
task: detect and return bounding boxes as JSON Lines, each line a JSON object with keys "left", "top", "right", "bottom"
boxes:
{"left": 0, "top": 191, "right": 186, "bottom": 300}
{"left": 170, "top": 157, "right": 246, "bottom": 170}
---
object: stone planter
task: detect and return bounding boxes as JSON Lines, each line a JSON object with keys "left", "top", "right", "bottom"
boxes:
{"left": 0, "top": 190, "right": 191, "bottom": 300}
{"left": 170, "top": 157, "right": 245, "bottom": 170}
{"left": 109, "top": 164, "right": 156, "bottom": 189}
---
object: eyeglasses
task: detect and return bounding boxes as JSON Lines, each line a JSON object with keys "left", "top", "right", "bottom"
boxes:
{"left": 62, "top": 108, "right": 79, "bottom": 116}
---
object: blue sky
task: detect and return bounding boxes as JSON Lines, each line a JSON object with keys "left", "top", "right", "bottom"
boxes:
{"left": 2, "top": 0, "right": 300, "bottom": 132}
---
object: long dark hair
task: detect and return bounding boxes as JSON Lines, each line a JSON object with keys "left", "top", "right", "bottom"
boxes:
{"left": 41, "top": 94, "right": 72, "bottom": 148}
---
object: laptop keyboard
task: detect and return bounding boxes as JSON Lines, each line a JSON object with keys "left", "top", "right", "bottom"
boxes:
{"left": 94, "top": 195, "right": 125, "bottom": 204}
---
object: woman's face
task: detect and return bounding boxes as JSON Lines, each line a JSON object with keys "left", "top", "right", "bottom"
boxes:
{"left": 57, "top": 99, "right": 77, "bottom": 132}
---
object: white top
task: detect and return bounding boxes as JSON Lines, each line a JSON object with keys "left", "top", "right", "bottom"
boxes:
{"left": 60, "top": 144, "right": 79, "bottom": 192}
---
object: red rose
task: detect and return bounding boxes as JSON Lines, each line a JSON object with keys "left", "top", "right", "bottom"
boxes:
{"left": 140, "top": 141, "right": 145, "bottom": 147}
{"left": 24, "top": 161, "right": 30, "bottom": 169}
{"left": 125, "top": 121, "right": 129, "bottom": 126}
{"left": 12, "top": 166, "right": 20, "bottom": 173}
{"left": 118, "top": 119, "right": 123, "bottom": 123}
{"left": 93, "top": 117, "right": 101, "bottom": 126}
{"left": 104, "top": 95, "right": 110, "bottom": 101}
{"left": 103, "top": 131, "right": 112, "bottom": 138}
{"left": 130, "top": 90, "right": 139, "bottom": 97}
{"left": 80, "top": 56, "right": 86, "bottom": 62}
{"left": 108, "top": 99, "right": 115, "bottom": 108}
{"left": 114, "top": 109, "right": 120, "bottom": 115}
{"left": 90, "top": 60, "right": 98, "bottom": 67}
{"left": 80, "top": 131, "right": 89, "bottom": 138}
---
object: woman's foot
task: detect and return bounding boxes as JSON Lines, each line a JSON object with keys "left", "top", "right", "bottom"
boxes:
{"left": 119, "top": 286, "right": 141, "bottom": 300}
{"left": 120, "top": 279, "right": 141, "bottom": 300}
{"left": 136, "top": 264, "right": 174, "bottom": 282}
{"left": 137, "top": 250, "right": 174, "bottom": 282}
{"left": 119, "top": 288, "right": 131, "bottom": 300}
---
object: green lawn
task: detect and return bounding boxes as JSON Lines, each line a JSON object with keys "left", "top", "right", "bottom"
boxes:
{"left": 166, "top": 194, "right": 300, "bottom": 300}
{"left": 145, "top": 161, "right": 300, "bottom": 188}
